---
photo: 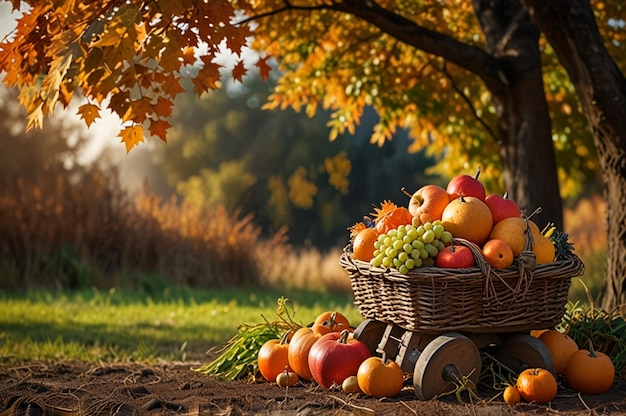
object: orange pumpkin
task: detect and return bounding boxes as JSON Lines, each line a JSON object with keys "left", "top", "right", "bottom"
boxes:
{"left": 357, "top": 353, "right": 404, "bottom": 398}
{"left": 311, "top": 311, "right": 351, "bottom": 335}
{"left": 515, "top": 368, "right": 558, "bottom": 404}
{"left": 257, "top": 331, "right": 293, "bottom": 382}
{"left": 565, "top": 341, "right": 615, "bottom": 395}
{"left": 538, "top": 329, "right": 578, "bottom": 375}
{"left": 287, "top": 327, "right": 322, "bottom": 381}
{"left": 371, "top": 201, "right": 414, "bottom": 234}
{"left": 441, "top": 196, "right": 493, "bottom": 245}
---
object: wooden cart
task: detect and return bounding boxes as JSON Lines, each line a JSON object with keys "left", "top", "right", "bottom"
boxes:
{"left": 339, "top": 236, "right": 585, "bottom": 400}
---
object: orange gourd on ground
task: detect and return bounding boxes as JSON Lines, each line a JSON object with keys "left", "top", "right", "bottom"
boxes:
{"left": 515, "top": 368, "right": 558, "bottom": 404}
{"left": 287, "top": 327, "right": 322, "bottom": 381}
{"left": 357, "top": 354, "right": 404, "bottom": 398}
{"left": 566, "top": 341, "right": 615, "bottom": 395}
{"left": 503, "top": 385, "right": 521, "bottom": 404}
{"left": 538, "top": 329, "right": 578, "bottom": 375}
{"left": 257, "top": 331, "right": 293, "bottom": 382}
{"left": 311, "top": 311, "right": 351, "bottom": 335}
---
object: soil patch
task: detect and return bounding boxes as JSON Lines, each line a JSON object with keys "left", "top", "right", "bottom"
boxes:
{"left": 1, "top": 361, "right": 625, "bottom": 415}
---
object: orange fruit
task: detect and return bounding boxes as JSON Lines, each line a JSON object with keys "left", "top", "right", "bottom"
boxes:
{"left": 489, "top": 217, "right": 540, "bottom": 256}
{"left": 539, "top": 329, "right": 578, "bottom": 375}
{"left": 533, "top": 233, "right": 556, "bottom": 264}
{"left": 482, "top": 239, "right": 514, "bottom": 269}
{"left": 441, "top": 196, "right": 493, "bottom": 245}
{"left": 352, "top": 228, "right": 379, "bottom": 262}
{"left": 503, "top": 385, "right": 521, "bottom": 404}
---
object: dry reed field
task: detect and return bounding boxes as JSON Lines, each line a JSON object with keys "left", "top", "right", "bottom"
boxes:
{"left": 0, "top": 167, "right": 606, "bottom": 293}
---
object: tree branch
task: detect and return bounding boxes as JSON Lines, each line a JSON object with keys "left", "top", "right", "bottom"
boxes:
{"left": 328, "top": 0, "right": 503, "bottom": 89}
{"left": 440, "top": 62, "right": 499, "bottom": 142}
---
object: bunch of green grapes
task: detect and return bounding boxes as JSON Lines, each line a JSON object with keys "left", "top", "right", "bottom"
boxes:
{"left": 370, "top": 220, "right": 453, "bottom": 274}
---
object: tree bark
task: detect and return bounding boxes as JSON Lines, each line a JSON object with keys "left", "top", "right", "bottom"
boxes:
{"left": 472, "top": 0, "right": 562, "bottom": 228}
{"left": 520, "top": 0, "right": 626, "bottom": 313}
{"left": 333, "top": 0, "right": 564, "bottom": 228}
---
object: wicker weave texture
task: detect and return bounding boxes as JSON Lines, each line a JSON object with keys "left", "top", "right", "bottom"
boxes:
{"left": 340, "top": 238, "right": 585, "bottom": 334}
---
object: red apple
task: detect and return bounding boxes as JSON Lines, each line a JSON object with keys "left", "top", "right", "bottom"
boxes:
{"left": 308, "top": 330, "right": 371, "bottom": 389}
{"left": 435, "top": 241, "right": 476, "bottom": 268}
{"left": 446, "top": 167, "right": 486, "bottom": 201}
{"left": 485, "top": 192, "right": 521, "bottom": 224}
{"left": 404, "top": 184, "right": 450, "bottom": 221}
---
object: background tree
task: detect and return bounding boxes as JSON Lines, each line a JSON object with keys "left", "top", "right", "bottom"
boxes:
{"left": 0, "top": 0, "right": 623, "bottom": 309}
{"left": 134, "top": 77, "right": 441, "bottom": 248}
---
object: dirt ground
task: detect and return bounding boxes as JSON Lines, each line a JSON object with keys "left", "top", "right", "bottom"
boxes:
{"left": 1, "top": 361, "right": 625, "bottom": 416}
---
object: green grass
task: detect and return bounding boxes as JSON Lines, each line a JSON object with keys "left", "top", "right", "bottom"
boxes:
{"left": 0, "top": 287, "right": 361, "bottom": 365}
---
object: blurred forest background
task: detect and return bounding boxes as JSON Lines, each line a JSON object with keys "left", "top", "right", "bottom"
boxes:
{"left": 0, "top": 74, "right": 607, "bottom": 299}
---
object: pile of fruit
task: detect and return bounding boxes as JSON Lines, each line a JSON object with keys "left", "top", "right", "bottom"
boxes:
{"left": 349, "top": 168, "right": 573, "bottom": 272}
{"left": 256, "top": 311, "right": 616, "bottom": 401}
{"left": 257, "top": 310, "right": 405, "bottom": 398}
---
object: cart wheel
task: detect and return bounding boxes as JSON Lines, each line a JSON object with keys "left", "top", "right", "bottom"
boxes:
{"left": 352, "top": 319, "right": 387, "bottom": 355}
{"left": 496, "top": 333, "right": 556, "bottom": 376}
{"left": 413, "top": 333, "right": 481, "bottom": 401}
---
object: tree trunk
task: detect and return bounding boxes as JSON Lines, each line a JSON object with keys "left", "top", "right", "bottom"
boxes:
{"left": 472, "top": 0, "right": 563, "bottom": 229}
{"left": 520, "top": 0, "right": 626, "bottom": 313}
{"left": 335, "top": 0, "right": 564, "bottom": 229}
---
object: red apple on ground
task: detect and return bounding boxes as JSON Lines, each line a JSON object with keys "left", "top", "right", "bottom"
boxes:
{"left": 435, "top": 241, "right": 476, "bottom": 268}
{"left": 485, "top": 192, "right": 521, "bottom": 224}
{"left": 446, "top": 167, "right": 486, "bottom": 201}
{"left": 404, "top": 184, "right": 450, "bottom": 221}
{"left": 308, "top": 330, "right": 371, "bottom": 389}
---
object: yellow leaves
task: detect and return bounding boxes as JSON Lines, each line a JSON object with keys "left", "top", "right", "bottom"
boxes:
{"left": 288, "top": 167, "right": 318, "bottom": 209}
{"left": 2, "top": 0, "right": 252, "bottom": 150}
{"left": 77, "top": 103, "right": 101, "bottom": 127}
{"left": 118, "top": 125, "right": 145, "bottom": 153}
{"left": 323, "top": 151, "right": 351, "bottom": 194}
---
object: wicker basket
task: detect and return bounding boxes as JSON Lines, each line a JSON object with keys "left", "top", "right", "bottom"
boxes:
{"left": 340, "top": 231, "right": 584, "bottom": 334}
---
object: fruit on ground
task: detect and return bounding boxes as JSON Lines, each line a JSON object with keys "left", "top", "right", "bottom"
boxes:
{"left": 485, "top": 192, "right": 521, "bottom": 224}
{"left": 446, "top": 167, "right": 486, "bottom": 201}
{"left": 406, "top": 184, "right": 450, "bottom": 221}
{"left": 357, "top": 354, "right": 405, "bottom": 398}
{"left": 275, "top": 370, "right": 299, "bottom": 387}
{"left": 311, "top": 311, "right": 351, "bottom": 335}
{"left": 308, "top": 330, "right": 371, "bottom": 389}
{"left": 352, "top": 227, "right": 379, "bottom": 262}
{"left": 287, "top": 327, "right": 322, "bottom": 381}
{"left": 515, "top": 368, "right": 558, "bottom": 404}
{"left": 533, "top": 233, "right": 556, "bottom": 264}
{"left": 482, "top": 239, "right": 514, "bottom": 269}
{"left": 441, "top": 196, "right": 493, "bottom": 245}
{"left": 435, "top": 241, "right": 475, "bottom": 268}
{"left": 342, "top": 375, "right": 362, "bottom": 393}
{"left": 503, "top": 385, "right": 521, "bottom": 404}
{"left": 371, "top": 201, "right": 414, "bottom": 234}
{"left": 566, "top": 341, "right": 615, "bottom": 395}
{"left": 489, "top": 217, "right": 540, "bottom": 256}
{"left": 538, "top": 329, "right": 578, "bottom": 376}
{"left": 258, "top": 331, "right": 293, "bottom": 382}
